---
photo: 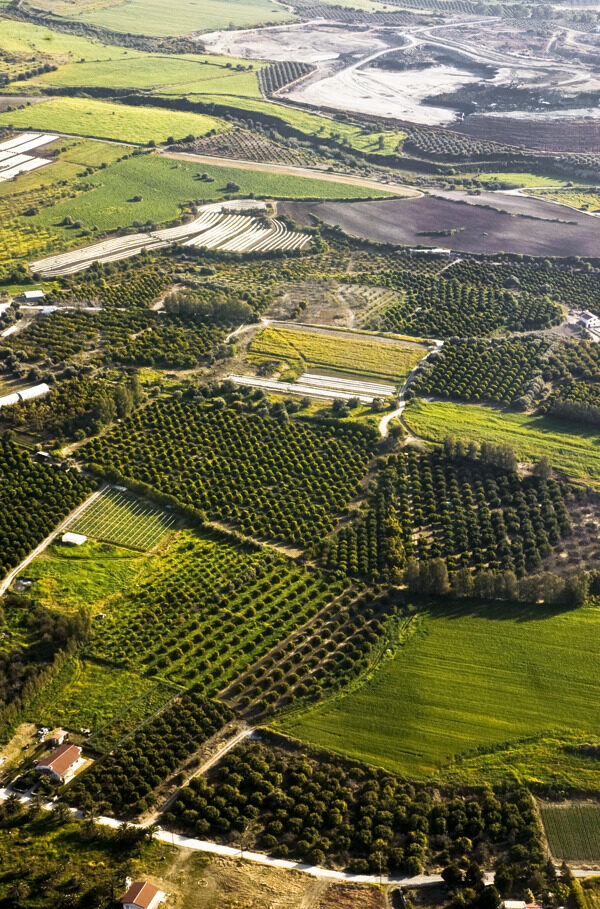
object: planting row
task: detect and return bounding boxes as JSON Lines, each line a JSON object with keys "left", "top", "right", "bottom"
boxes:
{"left": 322, "top": 447, "right": 573, "bottom": 580}
{"left": 81, "top": 400, "right": 377, "bottom": 545}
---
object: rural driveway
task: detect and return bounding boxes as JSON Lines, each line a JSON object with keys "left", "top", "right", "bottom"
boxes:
{"left": 0, "top": 485, "right": 106, "bottom": 596}
{"left": 160, "top": 150, "right": 421, "bottom": 198}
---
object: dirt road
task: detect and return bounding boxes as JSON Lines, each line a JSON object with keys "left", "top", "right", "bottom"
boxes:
{"left": 160, "top": 150, "right": 421, "bottom": 198}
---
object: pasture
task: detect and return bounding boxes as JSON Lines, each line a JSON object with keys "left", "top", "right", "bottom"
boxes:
{"left": 248, "top": 326, "right": 426, "bottom": 383}
{"left": 404, "top": 398, "right": 600, "bottom": 488}
{"left": 278, "top": 602, "right": 600, "bottom": 781}
{"left": 540, "top": 803, "right": 600, "bottom": 863}
{"left": 22, "top": 540, "right": 148, "bottom": 613}
{"left": 71, "top": 0, "right": 292, "bottom": 35}
{"left": 68, "top": 488, "right": 176, "bottom": 551}
{"left": 26, "top": 53, "right": 263, "bottom": 99}
{"left": 23, "top": 657, "right": 173, "bottom": 748}
{"left": 0, "top": 97, "right": 224, "bottom": 145}
{"left": 29, "top": 154, "right": 390, "bottom": 240}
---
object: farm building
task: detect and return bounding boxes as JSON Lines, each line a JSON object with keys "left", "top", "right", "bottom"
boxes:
{"left": 501, "top": 902, "right": 527, "bottom": 909}
{"left": 120, "top": 881, "right": 164, "bottom": 909}
{"left": 34, "top": 743, "right": 82, "bottom": 783}
{"left": 20, "top": 290, "right": 45, "bottom": 302}
{"left": 62, "top": 532, "right": 87, "bottom": 546}
{"left": 578, "top": 310, "right": 600, "bottom": 330}
{"left": 0, "top": 383, "right": 50, "bottom": 409}
{"left": 0, "top": 392, "right": 20, "bottom": 409}
{"left": 49, "top": 728, "right": 68, "bottom": 746}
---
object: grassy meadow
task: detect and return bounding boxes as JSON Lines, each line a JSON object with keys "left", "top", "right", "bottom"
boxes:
{"left": 22, "top": 541, "right": 150, "bottom": 614}
{"left": 23, "top": 658, "right": 174, "bottom": 747}
{"left": 0, "top": 97, "right": 224, "bottom": 144}
{"left": 404, "top": 398, "right": 600, "bottom": 488}
{"left": 278, "top": 602, "right": 600, "bottom": 783}
{"left": 540, "top": 803, "right": 600, "bottom": 862}
{"left": 71, "top": 0, "right": 292, "bottom": 35}
{"left": 249, "top": 327, "right": 426, "bottom": 384}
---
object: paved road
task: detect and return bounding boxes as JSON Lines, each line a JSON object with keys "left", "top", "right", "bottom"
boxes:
{"left": 379, "top": 340, "right": 443, "bottom": 438}
{"left": 0, "top": 486, "right": 106, "bottom": 596}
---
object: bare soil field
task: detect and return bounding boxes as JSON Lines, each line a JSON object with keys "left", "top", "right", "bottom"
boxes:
{"left": 201, "top": 23, "right": 390, "bottom": 63}
{"left": 279, "top": 194, "right": 600, "bottom": 256}
{"left": 458, "top": 112, "right": 600, "bottom": 153}
{"left": 286, "top": 60, "right": 475, "bottom": 126}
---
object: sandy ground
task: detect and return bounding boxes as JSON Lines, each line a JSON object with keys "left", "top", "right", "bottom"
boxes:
{"left": 200, "top": 23, "right": 390, "bottom": 63}
{"left": 286, "top": 61, "right": 475, "bottom": 125}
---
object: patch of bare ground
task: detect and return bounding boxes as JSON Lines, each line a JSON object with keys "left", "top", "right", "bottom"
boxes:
{"left": 0, "top": 723, "right": 38, "bottom": 780}
{"left": 315, "top": 884, "right": 387, "bottom": 909}
{"left": 155, "top": 849, "right": 320, "bottom": 909}
{"left": 540, "top": 494, "right": 600, "bottom": 576}
{"left": 0, "top": 96, "right": 44, "bottom": 113}
{"left": 267, "top": 280, "right": 350, "bottom": 327}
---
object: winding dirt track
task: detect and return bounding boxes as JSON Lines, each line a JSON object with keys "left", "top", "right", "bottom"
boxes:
{"left": 160, "top": 150, "right": 421, "bottom": 197}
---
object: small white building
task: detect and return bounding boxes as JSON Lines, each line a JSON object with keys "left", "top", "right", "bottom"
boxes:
{"left": 120, "top": 881, "right": 164, "bottom": 909}
{"left": 62, "top": 532, "right": 87, "bottom": 546}
{"left": 34, "top": 743, "right": 82, "bottom": 783}
{"left": 501, "top": 902, "right": 527, "bottom": 909}
{"left": 578, "top": 310, "right": 600, "bottom": 330}
{"left": 0, "top": 392, "right": 20, "bottom": 409}
{"left": 49, "top": 728, "right": 68, "bottom": 747}
{"left": 20, "top": 290, "right": 45, "bottom": 302}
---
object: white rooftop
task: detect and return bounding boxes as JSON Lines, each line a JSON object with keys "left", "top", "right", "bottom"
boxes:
{"left": 62, "top": 532, "right": 87, "bottom": 546}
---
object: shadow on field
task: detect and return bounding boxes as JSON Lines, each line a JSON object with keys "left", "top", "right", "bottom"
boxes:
{"left": 420, "top": 597, "right": 579, "bottom": 624}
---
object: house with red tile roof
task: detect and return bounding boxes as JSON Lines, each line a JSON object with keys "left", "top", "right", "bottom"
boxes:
{"left": 34, "top": 743, "right": 81, "bottom": 783}
{"left": 120, "top": 881, "right": 164, "bottom": 909}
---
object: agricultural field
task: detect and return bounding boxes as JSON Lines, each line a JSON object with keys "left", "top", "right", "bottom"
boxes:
{"left": 540, "top": 803, "right": 600, "bottom": 863}
{"left": 23, "top": 657, "right": 174, "bottom": 749}
{"left": 166, "top": 737, "right": 539, "bottom": 874}
{"left": 85, "top": 527, "right": 346, "bottom": 694}
{"left": 0, "top": 97, "right": 224, "bottom": 145}
{"left": 0, "top": 437, "right": 95, "bottom": 578}
{"left": 68, "top": 488, "right": 176, "bottom": 551}
{"left": 71, "top": 0, "right": 292, "bottom": 36}
{"left": 81, "top": 399, "right": 377, "bottom": 545}
{"left": 530, "top": 188, "right": 600, "bottom": 213}
{"left": 248, "top": 326, "right": 427, "bottom": 384}
{"left": 21, "top": 540, "right": 149, "bottom": 614}
{"left": 404, "top": 398, "right": 600, "bottom": 489}
{"left": 323, "top": 446, "right": 574, "bottom": 580}
{"left": 66, "top": 692, "right": 233, "bottom": 816}
{"left": 279, "top": 602, "right": 600, "bottom": 782}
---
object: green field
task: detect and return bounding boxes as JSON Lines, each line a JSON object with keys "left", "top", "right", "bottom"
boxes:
{"left": 478, "top": 172, "right": 574, "bottom": 188}
{"left": 404, "top": 398, "right": 600, "bottom": 487}
{"left": 279, "top": 602, "right": 600, "bottom": 781}
{"left": 0, "top": 16, "right": 132, "bottom": 63}
{"left": 25, "top": 53, "right": 263, "bottom": 99}
{"left": 540, "top": 803, "right": 600, "bottom": 862}
{"left": 69, "top": 489, "right": 176, "bottom": 551}
{"left": 29, "top": 153, "right": 390, "bottom": 237}
{"left": 0, "top": 97, "right": 224, "bottom": 145}
{"left": 249, "top": 327, "right": 426, "bottom": 384}
{"left": 72, "top": 0, "right": 291, "bottom": 35}
{"left": 22, "top": 541, "right": 149, "bottom": 613}
{"left": 23, "top": 657, "right": 174, "bottom": 746}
